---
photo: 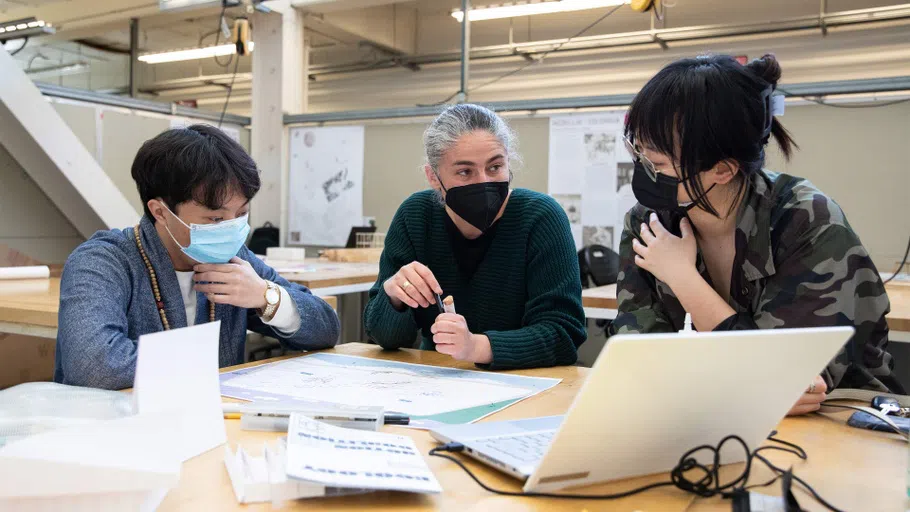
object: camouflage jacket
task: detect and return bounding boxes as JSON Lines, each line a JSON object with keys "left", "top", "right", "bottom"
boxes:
{"left": 613, "top": 170, "right": 903, "bottom": 393}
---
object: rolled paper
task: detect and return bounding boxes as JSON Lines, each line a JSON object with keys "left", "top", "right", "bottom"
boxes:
{"left": 0, "top": 266, "right": 50, "bottom": 280}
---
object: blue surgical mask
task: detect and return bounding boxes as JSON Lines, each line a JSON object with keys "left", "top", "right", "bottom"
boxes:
{"left": 161, "top": 204, "right": 250, "bottom": 264}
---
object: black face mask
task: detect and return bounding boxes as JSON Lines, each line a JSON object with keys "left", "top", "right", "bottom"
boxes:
{"left": 437, "top": 177, "right": 509, "bottom": 233}
{"left": 631, "top": 160, "right": 714, "bottom": 236}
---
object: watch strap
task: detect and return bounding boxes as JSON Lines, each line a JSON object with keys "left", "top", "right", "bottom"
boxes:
{"left": 261, "top": 281, "right": 280, "bottom": 322}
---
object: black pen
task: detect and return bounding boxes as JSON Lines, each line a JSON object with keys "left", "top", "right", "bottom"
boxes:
{"left": 435, "top": 293, "right": 445, "bottom": 313}
{"left": 384, "top": 413, "right": 410, "bottom": 426}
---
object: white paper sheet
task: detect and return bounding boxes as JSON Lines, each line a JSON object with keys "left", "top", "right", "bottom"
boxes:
{"left": 0, "top": 414, "right": 181, "bottom": 508}
{"left": 581, "top": 165, "right": 616, "bottom": 226}
{"left": 548, "top": 111, "right": 630, "bottom": 252}
{"left": 547, "top": 118, "right": 586, "bottom": 195}
{"left": 285, "top": 415, "right": 441, "bottom": 494}
{"left": 134, "top": 321, "right": 226, "bottom": 462}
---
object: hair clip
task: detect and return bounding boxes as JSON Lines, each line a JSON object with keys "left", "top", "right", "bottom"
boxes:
{"left": 770, "top": 94, "right": 786, "bottom": 117}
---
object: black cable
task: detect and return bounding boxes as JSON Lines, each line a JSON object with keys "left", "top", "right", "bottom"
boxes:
{"left": 420, "top": 3, "right": 625, "bottom": 107}
{"left": 778, "top": 87, "right": 910, "bottom": 109}
{"left": 752, "top": 453, "right": 846, "bottom": 512}
{"left": 218, "top": 53, "right": 241, "bottom": 128}
{"left": 213, "top": 4, "right": 234, "bottom": 68}
{"left": 429, "top": 444, "right": 673, "bottom": 499}
{"left": 8, "top": 37, "right": 29, "bottom": 56}
{"left": 884, "top": 236, "right": 910, "bottom": 284}
{"left": 429, "top": 431, "right": 844, "bottom": 511}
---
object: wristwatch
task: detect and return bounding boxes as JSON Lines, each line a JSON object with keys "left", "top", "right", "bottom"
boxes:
{"left": 260, "top": 281, "right": 281, "bottom": 322}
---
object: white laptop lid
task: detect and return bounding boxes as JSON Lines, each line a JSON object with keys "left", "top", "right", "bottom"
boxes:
{"left": 524, "top": 326, "right": 853, "bottom": 493}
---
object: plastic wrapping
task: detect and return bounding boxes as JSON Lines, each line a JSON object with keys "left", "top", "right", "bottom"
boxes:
{"left": 0, "top": 382, "right": 134, "bottom": 447}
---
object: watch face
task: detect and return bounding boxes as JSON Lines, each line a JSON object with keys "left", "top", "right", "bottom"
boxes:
{"left": 266, "top": 288, "right": 280, "bottom": 305}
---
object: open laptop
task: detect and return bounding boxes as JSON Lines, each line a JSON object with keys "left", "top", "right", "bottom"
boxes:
{"left": 430, "top": 326, "right": 853, "bottom": 493}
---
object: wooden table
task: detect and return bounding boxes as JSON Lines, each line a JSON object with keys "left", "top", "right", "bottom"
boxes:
{"left": 275, "top": 259, "right": 379, "bottom": 296}
{"left": 0, "top": 278, "right": 59, "bottom": 338}
{"left": 159, "top": 342, "right": 907, "bottom": 511}
{"left": 582, "top": 283, "right": 910, "bottom": 334}
{"left": 272, "top": 260, "right": 379, "bottom": 342}
{"left": 0, "top": 278, "right": 337, "bottom": 339}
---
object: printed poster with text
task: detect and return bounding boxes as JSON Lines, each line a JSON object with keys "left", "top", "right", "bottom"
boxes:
{"left": 547, "top": 111, "right": 635, "bottom": 253}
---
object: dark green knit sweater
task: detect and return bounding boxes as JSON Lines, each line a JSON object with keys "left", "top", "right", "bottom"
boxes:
{"left": 363, "top": 188, "right": 587, "bottom": 370}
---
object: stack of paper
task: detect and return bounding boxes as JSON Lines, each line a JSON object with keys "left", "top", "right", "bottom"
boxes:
{"left": 225, "top": 414, "right": 441, "bottom": 504}
{"left": 285, "top": 414, "right": 442, "bottom": 494}
{"left": 0, "top": 415, "right": 180, "bottom": 512}
{"left": 0, "top": 322, "right": 227, "bottom": 511}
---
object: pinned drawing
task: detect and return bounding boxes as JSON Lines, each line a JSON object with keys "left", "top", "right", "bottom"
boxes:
{"left": 583, "top": 226, "right": 614, "bottom": 249}
{"left": 553, "top": 194, "right": 582, "bottom": 225}
{"left": 617, "top": 162, "right": 634, "bottom": 192}
{"left": 288, "top": 126, "right": 365, "bottom": 246}
{"left": 584, "top": 133, "right": 616, "bottom": 165}
{"left": 322, "top": 165, "right": 356, "bottom": 203}
{"left": 549, "top": 112, "right": 628, "bottom": 253}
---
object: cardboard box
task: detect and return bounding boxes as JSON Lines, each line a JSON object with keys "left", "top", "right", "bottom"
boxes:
{"left": 0, "top": 334, "right": 55, "bottom": 389}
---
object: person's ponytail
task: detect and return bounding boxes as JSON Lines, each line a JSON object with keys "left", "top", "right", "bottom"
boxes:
{"left": 746, "top": 54, "right": 797, "bottom": 160}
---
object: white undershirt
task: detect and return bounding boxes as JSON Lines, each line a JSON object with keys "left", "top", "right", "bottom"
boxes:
{"left": 174, "top": 271, "right": 301, "bottom": 333}
{"left": 176, "top": 271, "right": 197, "bottom": 325}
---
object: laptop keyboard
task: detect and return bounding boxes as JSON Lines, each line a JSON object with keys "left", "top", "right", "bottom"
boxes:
{"left": 471, "top": 430, "right": 556, "bottom": 464}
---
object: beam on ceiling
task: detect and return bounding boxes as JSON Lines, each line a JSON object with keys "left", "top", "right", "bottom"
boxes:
{"left": 35, "top": 82, "right": 252, "bottom": 125}
{"left": 39, "top": 4, "right": 225, "bottom": 43}
{"left": 283, "top": 75, "right": 910, "bottom": 124}
{"left": 289, "top": 0, "right": 412, "bottom": 13}
{"left": 300, "top": 3, "right": 416, "bottom": 55}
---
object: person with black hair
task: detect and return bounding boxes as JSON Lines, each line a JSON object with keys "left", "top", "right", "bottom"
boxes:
{"left": 613, "top": 54, "right": 903, "bottom": 414}
{"left": 55, "top": 125, "right": 339, "bottom": 390}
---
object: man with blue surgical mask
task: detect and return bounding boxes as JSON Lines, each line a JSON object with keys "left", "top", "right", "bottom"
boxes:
{"left": 55, "top": 125, "right": 340, "bottom": 390}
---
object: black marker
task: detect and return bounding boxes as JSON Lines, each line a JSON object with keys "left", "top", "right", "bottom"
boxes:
{"left": 435, "top": 293, "right": 445, "bottom": 313}
{"left": 384, "top": 413, "right": 410, "bottom": 426}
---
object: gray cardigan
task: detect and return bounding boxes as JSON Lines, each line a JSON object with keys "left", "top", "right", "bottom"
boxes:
{"left": 54, "top": 216, "right": 339, "bottom": 390}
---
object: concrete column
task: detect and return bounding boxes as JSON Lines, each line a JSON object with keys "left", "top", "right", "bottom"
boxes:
{"left": 251, "top": 1, "right": 307, "bottom": 244}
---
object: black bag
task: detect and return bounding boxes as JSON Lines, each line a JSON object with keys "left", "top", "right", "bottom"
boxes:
{"left": 578, "top": 244, "right": 620, "bottom": 288}
{"left": 248, "top": 222, "right": 280, "bottom": 256}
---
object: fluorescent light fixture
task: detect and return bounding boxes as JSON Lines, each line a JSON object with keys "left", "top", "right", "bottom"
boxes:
{"left": 452, "top": 0, "right": 629, "bottom": 22}
{"left": 0, "top": 17, "right": 54, "bottom": 37}
{"left": 158, "top": 0, "right": 222, "bottom": 13}
{"left": 138, "top": 42, "right": 254, "bottom": 64}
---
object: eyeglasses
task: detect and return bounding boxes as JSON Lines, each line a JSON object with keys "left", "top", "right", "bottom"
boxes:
{"left": 623, "top": 134, "right": 660, "bottom": 182}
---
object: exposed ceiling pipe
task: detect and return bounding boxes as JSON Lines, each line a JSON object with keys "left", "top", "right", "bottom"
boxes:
{"left": 138, "top": 3, "right": 910, "bottom": 95}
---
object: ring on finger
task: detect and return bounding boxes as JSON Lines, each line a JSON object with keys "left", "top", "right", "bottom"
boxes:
{"left": 809, "top": 382, "right": 816, "bottom": 393}
{"left": 402, "top": 280, "right": 412, "bottom": 289}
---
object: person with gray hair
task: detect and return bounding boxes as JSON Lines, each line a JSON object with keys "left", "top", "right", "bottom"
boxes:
{"left": 364, "top": 104, "right": 587, "bottom": 370}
